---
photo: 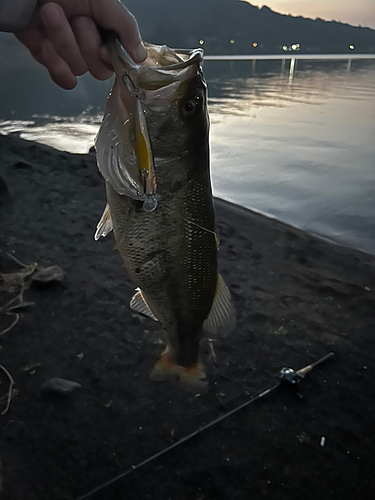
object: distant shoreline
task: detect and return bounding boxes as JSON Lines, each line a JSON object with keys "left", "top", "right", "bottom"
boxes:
{"left": 205, "top": 53, "right": 375, "bottom": 60}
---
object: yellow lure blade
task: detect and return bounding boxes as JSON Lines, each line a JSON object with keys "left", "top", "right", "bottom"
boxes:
{"left": 137, "top": 130, "right": 151, "bottom": 177}
{"left": 135, "top": 99, "right": 157, "bottom": 196}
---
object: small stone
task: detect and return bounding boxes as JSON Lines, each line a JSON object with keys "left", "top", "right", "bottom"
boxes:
{"left": 32, "top": 265, "right": 65, "bottom": 283}
{"left": 297, "top": 432, "right": 310, "bottom": 444}
{"left": 40, "top": 378, "right": 82, "bottom": 397}
{"left": 274, "top": 325, "right": 288, "bottom": 335}
{"left": 20, "top": 361, "right": 42, "bottom": 373}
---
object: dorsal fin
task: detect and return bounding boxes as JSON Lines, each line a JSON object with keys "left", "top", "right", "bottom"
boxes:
{"left": 203, "top": 274, "right": 236, "bottom": 336}
{"left": 94, "top": 203, "right": 113, "bottom": 241}
{"left": 130, "top": 288, "right": 158, "bottom": 321}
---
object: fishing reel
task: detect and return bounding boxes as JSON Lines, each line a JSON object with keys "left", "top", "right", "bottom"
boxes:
{"left": 277, "top": 352, "right": 335, "bottom": 385}
{"left": 277, "top": 367, "right": 302, "bottom": 385}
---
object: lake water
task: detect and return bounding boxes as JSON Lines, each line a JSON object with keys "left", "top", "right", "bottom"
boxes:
{"left": 1, "top": 37, "right": 374, "bottom": 255}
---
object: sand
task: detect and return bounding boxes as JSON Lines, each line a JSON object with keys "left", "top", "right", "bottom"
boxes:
{"left": 1, "top": 133, "right": 375, "bottom": 500}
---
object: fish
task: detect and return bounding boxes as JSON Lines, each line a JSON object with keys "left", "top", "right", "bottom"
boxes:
{"left": 94, "top": 36, "right": 235, "bottom": 392}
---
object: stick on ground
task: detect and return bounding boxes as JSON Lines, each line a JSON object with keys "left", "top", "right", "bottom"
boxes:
{"left": 0, "top": 364, "right": 15, "bottom": 415}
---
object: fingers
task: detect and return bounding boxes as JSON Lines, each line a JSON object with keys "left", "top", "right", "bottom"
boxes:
{"left": 17, "top": 0, "right": 147, "bottom": 90}
{"left": 41, "top": 0, "right": 147, "bottom": 63}
{"left": 88, "top": 0, "right": 147, "bottom": 63}
{"left": 41, "top": 2, "right": 88, "bottom": 76}
{"left": 71, "top": 17, "right": 113, "bottom": 81}
{"left": 41, "top": 38, "right": 77, "bottom": 89}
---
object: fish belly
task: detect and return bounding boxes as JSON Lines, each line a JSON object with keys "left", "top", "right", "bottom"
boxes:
{"left": 106, "top": 177, "right": 217, "bottom": 368}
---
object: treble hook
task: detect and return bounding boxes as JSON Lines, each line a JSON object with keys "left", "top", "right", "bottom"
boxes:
{"left": 122, "top": 70, "right": 140, "bottom": 99}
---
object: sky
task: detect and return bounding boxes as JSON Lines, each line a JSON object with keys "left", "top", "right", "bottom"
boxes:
{"left": 248, "top": 1, "right": 375, "bottom": 29}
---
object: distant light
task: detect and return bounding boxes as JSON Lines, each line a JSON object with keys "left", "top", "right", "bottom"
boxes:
{"left": 252, "top": 42, "right": 258, "bottom": 47}
{"left": 296, "top": 43, "right": 301, "bottom": 48}
{"left": 230, "top": 39, "right": 235, "bottom": 44}
{"left": 291, "top": 44, "right": 297, "bottom": 51}
{"left": 349, "top": 44, "right": 355, "bottom": 50}
{"left": 282, "top": 45, "right": 288, "bottom": 51}
{"left": 199, "top": 40, "right": 204, "bottom": 45}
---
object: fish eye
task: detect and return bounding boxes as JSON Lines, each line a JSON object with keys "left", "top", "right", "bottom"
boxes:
{"left": 182, "top": 97, "right": 199, "bottom": 116}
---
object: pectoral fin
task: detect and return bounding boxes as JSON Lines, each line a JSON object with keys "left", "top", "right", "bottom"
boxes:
{"left": 130, "top": 288, "right": 158, "bottom": 321}
{"left": 94, "top": 203, "right": 113, "bottom": 241}
{"left": 203, "top": 274, "right": 236, "bottom": 336}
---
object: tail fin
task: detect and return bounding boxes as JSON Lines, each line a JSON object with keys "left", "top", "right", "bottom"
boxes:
{"left": 150, "top": 352, "right": 208, "bottom": 394}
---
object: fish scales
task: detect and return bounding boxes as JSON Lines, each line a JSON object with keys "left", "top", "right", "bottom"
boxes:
{"left": 95, "top": 38, "right": 235, "bottom": 392}
{"left": 107, "top": 170, "right": 217, "bottom": 367}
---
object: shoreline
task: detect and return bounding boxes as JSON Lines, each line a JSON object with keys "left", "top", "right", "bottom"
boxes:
{"left": 1, "top": 133, "right": 375, "bottom": 499}
{"left": 215, "top": 196, "right": 375, "bottom": 260}
{"left": 2, "top": 132, "right": 374, "bottom": 260}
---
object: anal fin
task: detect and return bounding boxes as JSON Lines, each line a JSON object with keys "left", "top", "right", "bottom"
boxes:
{"left": 94, "top": 203, "right": 113, "bottom": 241}
{"left": 130, "top": 288, "right": 158, "bottom": 321}
{"left": 203, "top": 274, "right": 236, "bottom": 336}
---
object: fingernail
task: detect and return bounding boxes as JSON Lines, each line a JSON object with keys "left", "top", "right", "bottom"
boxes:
{"left": 134, "top": 42, "right": 147, "bottom": 62}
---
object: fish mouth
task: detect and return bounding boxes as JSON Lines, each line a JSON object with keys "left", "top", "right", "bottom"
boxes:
{"left": 95, "top": 37, "right": 204, "bottom": 204}
{"left": 109, "top": 36, "right": 204, "bottom": 95}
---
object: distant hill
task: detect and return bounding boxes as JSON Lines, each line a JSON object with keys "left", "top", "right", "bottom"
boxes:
{"left": 0, "top": 0, "right": 374, "bottom": 55}
{"left": 124, "top": 0, "right": 375, "bottom": 54}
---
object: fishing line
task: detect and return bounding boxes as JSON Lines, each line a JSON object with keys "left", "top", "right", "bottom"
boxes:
{"left": 162, "top": 205, "right": 220, "bottom": 246}
{"left": 122, "top": 70, "right": 139, "bottom": 98}
{"left": 75, "top": 351, "right": 334, "bottom": 500}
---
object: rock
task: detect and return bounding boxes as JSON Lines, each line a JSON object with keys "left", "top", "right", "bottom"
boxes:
{"left": 31, "top": 265, "right": 65, "bottom": 283}
{"left": 40, "top": 378, "right": 82, "bottom": 397}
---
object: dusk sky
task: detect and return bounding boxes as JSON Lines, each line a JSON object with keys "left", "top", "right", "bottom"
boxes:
{"left": 248, "top": 1, "right": 375, "bottom": 29}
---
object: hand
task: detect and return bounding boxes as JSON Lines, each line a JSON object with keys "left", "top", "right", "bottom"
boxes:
{"left": 15, "top": 0, "right": 147, "bottom": 89}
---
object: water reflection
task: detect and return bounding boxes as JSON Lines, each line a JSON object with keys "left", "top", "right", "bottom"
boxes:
{"left": 288, "top": 57, "right": 296, "bottom": 84}
{"left": 207, "top": 64, "right": 375, "bottom": 254}
{"left": 1, "top": 34, "right": 375, "bottom": 254}
{"left": 208, "top": 65, "right": 375, "bottom": 119}
{"left": 0, "top": 115, "right": 102, "bottom": 153}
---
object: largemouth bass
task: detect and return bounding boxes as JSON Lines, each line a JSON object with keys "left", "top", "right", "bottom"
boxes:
{"left": 95, "top": 37, "right": 235, "bottom": 392}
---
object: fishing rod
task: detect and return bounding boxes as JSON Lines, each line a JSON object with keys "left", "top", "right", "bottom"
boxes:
{"left": 75, "top": 351, "right": 335, "bottom": 500}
